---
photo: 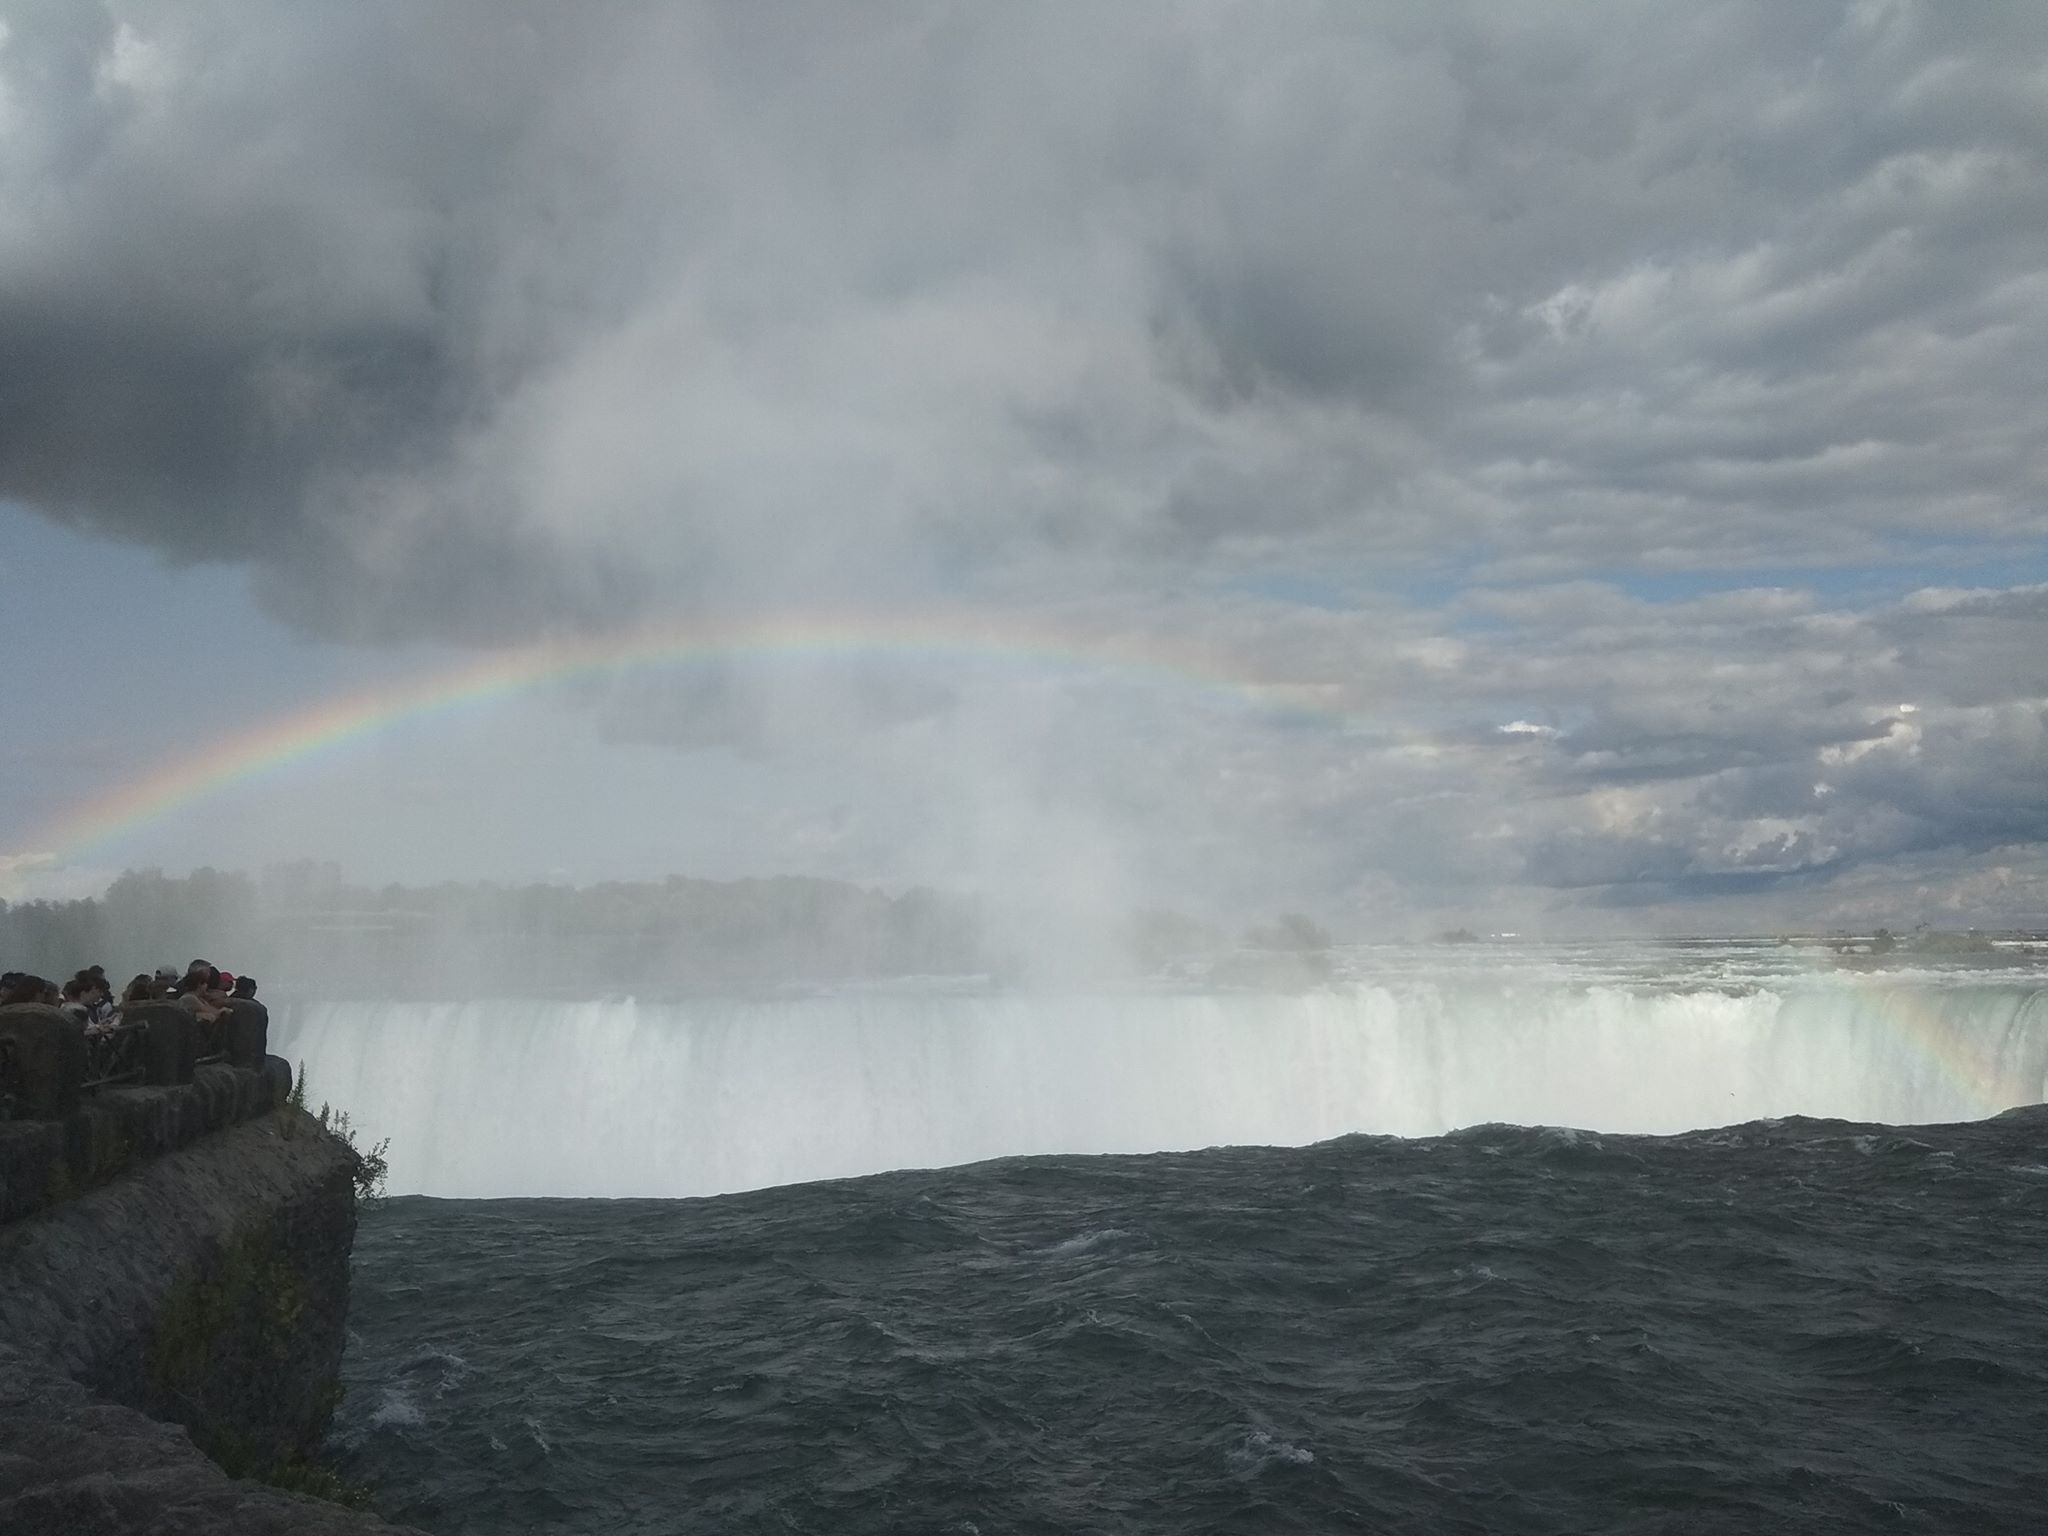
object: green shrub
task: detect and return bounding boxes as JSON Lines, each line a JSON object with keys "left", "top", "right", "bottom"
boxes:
{"left": 318, "top": 1103, "right": 390, "bottom": 1206}
{"left": 276, "top": 1066, "right": 389, "bottom": 1204}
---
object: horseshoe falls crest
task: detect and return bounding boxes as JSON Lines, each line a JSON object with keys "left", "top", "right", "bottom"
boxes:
{"left": 306, "top": 941, "right": 2048, "bottom": 1533}
{"left": 271, "top": 945, "right": 2048, "bottom": 1199}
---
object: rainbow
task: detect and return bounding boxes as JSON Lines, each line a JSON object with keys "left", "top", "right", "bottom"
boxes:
{"left": 1765, "top": 952, "right": 2043, "bottom": 1123}
{"left": 1830, "top": 970, "right": 2044, "bottom": 1123}
{"left": 23, "top": 608, "right": 1355, "bottom": 864}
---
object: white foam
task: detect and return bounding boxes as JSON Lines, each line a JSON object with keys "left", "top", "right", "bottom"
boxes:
{"left": 368, "top": 1387, "right": 424, "bottom": 1431}
{"left": 1040, "top": 1228, "right": 1132, "bottom": 1259}
{"left": 1228, "top": 1430, "right": 1314, "bottom": 1473}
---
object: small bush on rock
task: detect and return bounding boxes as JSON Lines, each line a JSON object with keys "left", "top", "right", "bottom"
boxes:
{"left": 277, "top": 1066, "right": 389, "bottom": 1204}
{"left": 319, "top": 1104, "right": 389, "bottom": 1205}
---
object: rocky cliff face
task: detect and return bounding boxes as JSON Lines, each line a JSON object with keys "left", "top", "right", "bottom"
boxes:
{"left": 0, "top": 1355, "right": 421, "bottom": 1535}
{"left": 0, "top": 1103, "right": 421, "bottom": 1534}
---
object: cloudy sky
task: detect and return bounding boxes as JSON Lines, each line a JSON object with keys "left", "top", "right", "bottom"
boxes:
{"left": 3, "top": 0, "right": 2045, "bottom": 935}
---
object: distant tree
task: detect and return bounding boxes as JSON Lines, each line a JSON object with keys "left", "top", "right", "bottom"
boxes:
{"left": 1244, "top": 912, "right": 1332, "bottom": 952}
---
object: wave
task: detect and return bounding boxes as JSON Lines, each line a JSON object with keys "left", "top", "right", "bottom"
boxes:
{"left": 269, "top": 981, "right": 2048, "bottom": 1198}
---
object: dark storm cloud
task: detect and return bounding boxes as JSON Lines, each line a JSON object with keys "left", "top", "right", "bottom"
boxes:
{"left": 4, "top": 1, "right": 2046, "bottom": 636}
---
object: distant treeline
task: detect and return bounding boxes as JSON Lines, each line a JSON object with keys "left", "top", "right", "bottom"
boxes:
{"left": 1, "top": 866, "right": 1347, "bottom": 997}
{"left": 0, "top": 865, "right": 993, "bottom": 997}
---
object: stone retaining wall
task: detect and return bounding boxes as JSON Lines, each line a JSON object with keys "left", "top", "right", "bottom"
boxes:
{"left": 0, "top": 1009, "right": 419, "bottom": 1533}
{"left": 0, "top": 1000, "right": 277, "bottom": 1224}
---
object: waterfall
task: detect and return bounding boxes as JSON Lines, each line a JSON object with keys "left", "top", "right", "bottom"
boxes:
{"left": 270, "top": 982, "right": 2048, "bottom": 1198}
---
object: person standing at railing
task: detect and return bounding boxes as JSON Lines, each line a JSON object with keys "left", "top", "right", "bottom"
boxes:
{"left": 72, "top": 970, "right": 115, "bottom": 1028}
{"left": 175, "top": 963, "right": 230, "bottom": 1027}
{"left": 62, "top": 973, "right": 120, "bottom": 1036}
{"left": 59, "top": 976, "right": 92, "bottom": 1023}
{"left": 0, "top": 974, "right": 48, "bottom": 1006}
{"left": 83, "top": 966, "right": 116, "bottom": 1028}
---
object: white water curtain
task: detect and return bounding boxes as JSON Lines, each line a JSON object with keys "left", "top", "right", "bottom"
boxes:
{"left": 272, "top": 984, "right": 2048, "bottom": 1198}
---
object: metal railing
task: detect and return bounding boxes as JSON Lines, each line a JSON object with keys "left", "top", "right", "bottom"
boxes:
{"left": 0, "top": 1000, "right": 268, "bottom": 1119}
{"left": 81, "top": 1020, "right": 151, "bottom": 1093}
{"left": 195, "top": 1010, "right": 230, "bottom": 1066}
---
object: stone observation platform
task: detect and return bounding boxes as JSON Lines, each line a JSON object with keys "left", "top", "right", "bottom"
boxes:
{"left": 1, "top": 999, "right": 280, "bottom": 1224}
{"left": 0, "top": 999, "right": 420, "bottom": 1533}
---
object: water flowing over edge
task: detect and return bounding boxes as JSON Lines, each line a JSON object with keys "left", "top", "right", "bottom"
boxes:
{"left": 268, "top": 970, "right": 2048, "bottom": 1199}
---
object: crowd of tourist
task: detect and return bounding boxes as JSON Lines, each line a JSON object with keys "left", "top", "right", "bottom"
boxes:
{"left": 0, "top": 961, "right": 258, "bottom": 1036}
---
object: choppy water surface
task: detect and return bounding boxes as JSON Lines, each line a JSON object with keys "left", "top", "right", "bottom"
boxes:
{"left": 338, "top": 1108, "right": 2048, "bottom": 1534}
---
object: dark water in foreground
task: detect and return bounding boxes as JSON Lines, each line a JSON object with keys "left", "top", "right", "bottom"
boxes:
{"left": 336, "top": 1109, "right": 2048, "bottom": 1534}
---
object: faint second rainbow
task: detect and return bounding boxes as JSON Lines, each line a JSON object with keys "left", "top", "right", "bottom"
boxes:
{"left": 1832, "top": 971, "right": 2046, "bottom": 1123}
{"left": 28, "top": 607, "right": 1353, "bottom": 863}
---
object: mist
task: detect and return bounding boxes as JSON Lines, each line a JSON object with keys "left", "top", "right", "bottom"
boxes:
{"left": 1, "top": 863, "right": 1362, "bottom": 998}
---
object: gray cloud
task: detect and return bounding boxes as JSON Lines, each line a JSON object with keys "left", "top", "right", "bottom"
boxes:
{"left": 5, "top": 2, "right": 2043, "bottom": 628}
{"left": 3, "top": 2, "right": 2046, "bottom": 925}
{"left": 1212, "top": 579, "right": 2048, "bottom": 917}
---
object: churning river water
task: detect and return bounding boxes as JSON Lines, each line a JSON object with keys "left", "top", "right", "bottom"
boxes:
{"left": 283, "top": 942, "right": 2048, "bottom": 1532}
